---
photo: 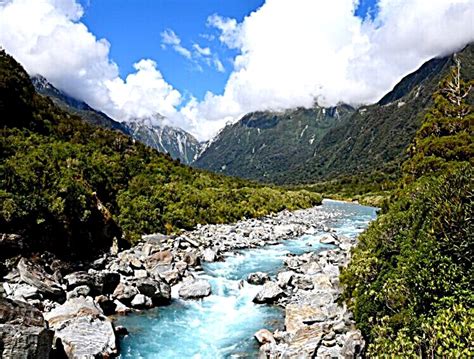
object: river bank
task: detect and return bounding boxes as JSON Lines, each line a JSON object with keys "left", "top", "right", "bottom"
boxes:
{"left": 0, "top": 200, "right": 376, "bottom": 358}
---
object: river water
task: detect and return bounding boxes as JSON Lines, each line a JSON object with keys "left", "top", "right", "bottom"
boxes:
{"left": 117, "top": 200, "right": 377, "bottom": 358}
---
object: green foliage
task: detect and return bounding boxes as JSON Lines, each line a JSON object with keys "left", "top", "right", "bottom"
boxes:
{"left": 341, "top": 58, "right": 474, "bottom": 356}
{"left": 196, "top": 45, "right": 474, "bottom": 186}
{"left": 0, "top": 50, "right": 321, "bottom": 257}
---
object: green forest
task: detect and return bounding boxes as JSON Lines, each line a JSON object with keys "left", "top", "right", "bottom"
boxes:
{"left": 341, "top": 60, "right": 474, "bottom": 356}
{"left": 0, "top": 50, "right": 321, "bottom": 258}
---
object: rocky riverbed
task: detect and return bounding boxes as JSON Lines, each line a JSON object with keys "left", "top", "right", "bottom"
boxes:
{"left": 0, "top": 200, "right": 375, "bottom": 358}
{"left": 252, "top": 233, "right": 365, "bottom": 358}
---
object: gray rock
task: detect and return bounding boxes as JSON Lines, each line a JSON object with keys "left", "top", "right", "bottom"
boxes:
{"left": 254, "top": 328, "right": 275, "bottom": 345}
{"left": 136, "top": 278, "right": 171, "bottom": 304}
{"left": 320, "top": 234, "right": 338, "bottom": 245}
{"left": 253, "top": 282, "right": 285, "bottom": 304}
{"left": 145, "top": 250, "right": 174, "bottom": 270}
{"left": 293, "top": 275, "right": 314, "bottom": 290}
{"left": 341, "top": 330, "right": 365, "bottom": 358}
{"left": 158, "top": 269, "right": 181, "bottom": 285}
{"left": 134, "top": 269, "right": 148, "bottom": 278}
{"left": 183, "top": 251, "right": 200, "bottom": 267}
{"left": 247, "top": 272, "right": 270, "bottom": 285}
{"left": 277, "top": 271, "right": 294, "bottom": 288}
{"left": 114, "top": 300, "right": 131, "bottom": 315}
{"left": 112, "top": 282, "right": 139, "bottom": 303}
{"left": 178, "top": 279, "right": 212, "bottom": 299}
{"left": 201, "top": 248, "right": 217, "bottom": 262}
{"left": 0, "top": 297, "right": 53, "bottom": 359}
{"left": 131, "top": 294, "right": 153, "bottom": 308}
{"left": 17, "top": 258, "right": 65, "bottom": 302}
{"left": 44, "top": 297, "right": 117, "bottom": 358}
{"left": 66, "top": 285, "right": 90, "bottom": 300}
{"left": 64, "top": 271, "right": 94, "bottom": 290}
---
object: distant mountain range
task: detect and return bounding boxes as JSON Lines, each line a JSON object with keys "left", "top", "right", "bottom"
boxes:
{"left": 195, "top": 43, "right": 473, "bottom": 184}
{"left": 31, "top": 44, "right": 473, "bottom": 183}
{"left": 31, "top": 75, "right": 201, "bottom": 164}
{"left": 124, "top": 116, "right": 201, "bottom": 164}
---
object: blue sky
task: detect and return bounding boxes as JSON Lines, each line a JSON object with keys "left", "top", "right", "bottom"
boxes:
{"left": 80, "top": 0, "right": 266, "bottom": 101}
{"left": 79, "top": 0, "right": 377, "bottom": 102}
{"left": 3, "top": 0, "right": 471, "bottom": 140}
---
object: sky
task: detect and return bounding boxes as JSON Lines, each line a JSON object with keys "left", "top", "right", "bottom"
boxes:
{"left": 0, "top": 0, "right": 473, "bottom": 140}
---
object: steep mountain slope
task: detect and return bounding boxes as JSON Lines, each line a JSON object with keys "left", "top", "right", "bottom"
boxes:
{"left": 31, "top": 75, "right": 130, "bottom": 134}
{"left": 194, "top": 104, "right": 355, "bottom": 180}
{"left": 31, "top": 75, "right": 201, "bottom": 164}
{"left": 125, "top": 116, "right": 201, "bottom": 164}
{"left": 0, "top": 50, "right": 321, "bottom": 258}
{"left": 196, "top": 44, "right": 473, "bottom": 184}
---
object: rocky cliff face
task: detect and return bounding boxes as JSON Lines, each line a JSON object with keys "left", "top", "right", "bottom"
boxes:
{"left": 31, "top": 75, "right": 201, "bottom": 164}
{"left": 123, "top": 116, "right": 202, "bottom": 164}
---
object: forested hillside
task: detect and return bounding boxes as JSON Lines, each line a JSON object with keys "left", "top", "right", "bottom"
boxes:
{"left": 196, "top": 44, "right": 473, "bottom": 187}
{"left": 341, "top": 59, "right": 473, "bottom": 356}
{"left": 0, "top": 50, "right": 321, "bottom": 259}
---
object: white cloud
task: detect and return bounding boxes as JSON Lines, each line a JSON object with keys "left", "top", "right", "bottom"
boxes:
{"left": 193, "top": 43, "right": 211, "bottom": 56}
{"left": 0, "top": 0, "right": 184, "bottom": 128}
{"left": 161, "top": 29, "right": 192, "bottom": 59}
{"left": 1, "top": 0, "right": 473, "bottom": 142}
{"left": 207, "top": 14, "right": 242, "bottom": 49}
{"left": 193, "top": 0, "right": 474, "bottom": 139}
{"left": 213, "top": 57, "right": 225, "bottom": 73}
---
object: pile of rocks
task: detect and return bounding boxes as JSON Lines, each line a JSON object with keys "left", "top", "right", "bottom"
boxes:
{"left": 252, "top": 233, "right": 365, "bottom": 358}
{"left": 0, "top": 205, "right": 332, "bottom": 357}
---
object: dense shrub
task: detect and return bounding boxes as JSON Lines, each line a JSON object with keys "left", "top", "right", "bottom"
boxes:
{"left": 0, "top": 50, "right": 321, "bottom": 257}
{"left": 341, "top": 59, "right": 473, "bottom": 356}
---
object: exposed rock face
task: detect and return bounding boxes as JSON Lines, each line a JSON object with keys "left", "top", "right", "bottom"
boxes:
{"left": 44, "top": 296, "right": 117, "bottom": 358}
{"left": 0, "top": 297, "right": 53, "bottom": 359}
{"left": 178, "top": 279, "right": 212, "bottom": 299}
{"left": 253, "top": 282, "right": 285, "bottom": 304}
{"left": 17, "top": 258, "right": 65, "bottom": 302}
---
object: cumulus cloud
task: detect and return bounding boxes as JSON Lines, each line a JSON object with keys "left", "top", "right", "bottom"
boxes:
{"left": 196, "top": 0, "right": 474, "bottom": 135}
{"left": 0, "top": 0, "right": 183, "bottom": 125}
{"left": 1, "top": 0, "right": 473, "bottom": 141}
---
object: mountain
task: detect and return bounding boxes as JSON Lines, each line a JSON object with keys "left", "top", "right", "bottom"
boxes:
{"left": 31, "top": 75, "right": 130, "bottom": 134}
{"left": 194, "top": 105, "right": 355, "bottom": 180}
{"left": 0, "top": 49, "right": 321, "bottom": 258}
{"left": 31, "top": 75, "right": 201, "bottom": 164}
{"left": 195, "top": 44, "right": 473, "bottom": 184}
{"left": 124, "top": 116, "right": 201, "bottom": 164}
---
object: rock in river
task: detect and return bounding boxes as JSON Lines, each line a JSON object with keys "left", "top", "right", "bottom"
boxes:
{"left": 178, "top": 279, "right": 212, "bottom": 299}
{"left": 247, "top": 272, "right": 270, "bottom": 285}
{"left": 253, "top": 281, "right": 285, "bottom": 303}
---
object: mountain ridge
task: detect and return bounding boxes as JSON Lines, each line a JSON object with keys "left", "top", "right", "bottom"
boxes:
{"left": 194, "top": 43, "right": 474, "bottom": 184}
{"left": 31, "top": 75, "right": 201, "bottom": 164}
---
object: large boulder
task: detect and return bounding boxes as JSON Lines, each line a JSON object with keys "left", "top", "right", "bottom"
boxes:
{"left": 178, "top": 279, "right": 212, "bottom": 299}
{"left": 253, "top": 282, "right": 285, "bottom": 304}
{"left": 0, "top": 297, "right": 53, "bottom": 359}
{"left": 17, "top": 258, "right": 65, "bottom": 302}
{"left": 44, "top": 297, "right": 117, "bottom": 358}
{"left": 136, "top": 278, "right": 171, "bottom": 304}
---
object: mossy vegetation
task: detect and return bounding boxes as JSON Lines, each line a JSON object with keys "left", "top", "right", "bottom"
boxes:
{"left": 341, "top": 59, "right": 474, "bottom": 356}
{"left": 0, "top": 50, "right": 321, "bottom": 258}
